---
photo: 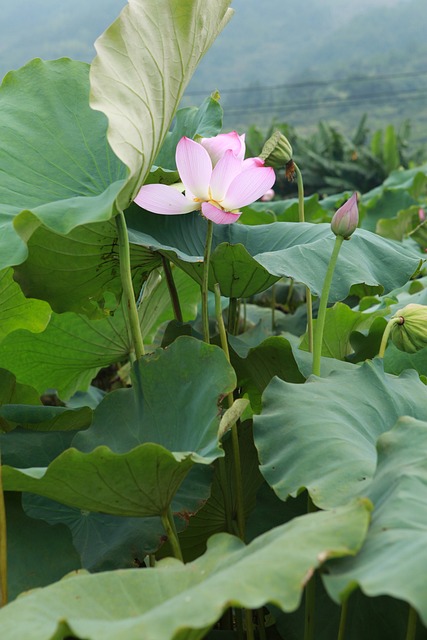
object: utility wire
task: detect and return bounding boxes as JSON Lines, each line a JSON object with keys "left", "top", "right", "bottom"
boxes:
{"left": 223, "top": 89, "right": 427, "bottom": 117}
{"left": 186, "top": 69, "right": 427, "bottom": 97}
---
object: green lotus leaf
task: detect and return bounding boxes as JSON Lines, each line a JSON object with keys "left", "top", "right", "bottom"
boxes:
{"left": 0, "top": 59, "right": 126, "bottom": 269}
{"left": 0, "top": 300, "right": 136, "bottom": 400}
{"left": 89, "top": 0, "right": 233, "bottom": 209}
{"left": 0, "top": 268, "right": 51, "bottom": 340}
{"left": 253, "top": 359, "right": 427, "bottom": 509}
{"left": 126, "top": 211, "right": 421, "bottom": 301}
{"left": 0, "top": 404, "right": 92, "bottom": 433}
{"left": 13, "top": 219, "right": 160, "bottom": 316}
{"left": 72, "top": 336, "right": 235, "bottom": 456}
{"left": 0, "top": 499, "right": 370, "bottom": 639}
{"left": 324, "top": 417, "right": 427, "bottom": 627}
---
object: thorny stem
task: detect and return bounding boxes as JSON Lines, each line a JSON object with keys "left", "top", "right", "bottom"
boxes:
{"left": 378, "top": 316, "right": 402, "bottom": 358}
{"left": 161, "top": 507, "right": 183, "bottom": 562}
{"left": 202, "top": 220, "right": 214, "bottom": 344}
{"left": 0, "top": 461, "right": 7, "bottom": 607}
{"left": 312, "top": 235, "right": 344, "bottom": 376}
{"left": 161, "top": 256, "right": 183, "bottom": 323}
{"left": 294, "top": 162, "right": 314, "bottom": 352}
{"left": 116, "top": 211, "right": 145, "bottom": 359}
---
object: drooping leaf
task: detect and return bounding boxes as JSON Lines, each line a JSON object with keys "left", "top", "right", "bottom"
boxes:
{"left": 6, "top": 493, "right": 81, "bottom": 601}
{"left": 0, "top": 59, "right": 126, "bottom": 269}
{"left": 253, "top": 360, "right": 427, "bottom": 509}
{"left": 0, "top": 500, "right": 370, "bottom": 639}
{"left": 22, "top": 494, "right": 167, "bottom": 572}
{"left": 0, "top": 404, "right": 92, "bottom": 433}
{"left": 89, "top": 0, "right": 233, "bottom": 209}
{"left": 324, "top": 417, "right": 427, "bottom": 627}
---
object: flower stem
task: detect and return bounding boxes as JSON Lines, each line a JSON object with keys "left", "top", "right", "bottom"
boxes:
{"left": 0, "top": 463, "right": 7, "bottom": 607}
{"left": 378, "top": 316, "right": 401, "bottom": 358}
{"left": 304, "top": 494, "right": 317, "bottom": 640}
{"left": 312, "top": 235, "right": 344, "bottom": 376}
{"left": 161, "top": 507, "right": 183, "bottom": 562}
{"left": 161, "top": 256, "right": 183, "bottom": 323}
{"left": 337, "top": 599, "right": 349, "bottom": 640}
{"left": 202, "top": 220, "right": 214, "bottom": 344}
{"left": 214, "top": 284, "right": 246, "bottom": 540}
{"left": 294, "top": 163, "right": 314, "bottom": 352}
{"left": 405, "top": 605, "right": 418, "bottom": 640}
{"left": 116, "top": 211, "right": 145, "bottom": 359}
{"left": 228, "top": 297, "right": 239, "bottom": 335}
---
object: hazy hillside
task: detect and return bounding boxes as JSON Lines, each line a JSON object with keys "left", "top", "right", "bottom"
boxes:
{"left": 1, "top": 0, "right": 425, "bottom": 142}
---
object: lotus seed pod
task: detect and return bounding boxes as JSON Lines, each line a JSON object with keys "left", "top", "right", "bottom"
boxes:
{"left": 331, "top": 193, "right": 359, "bottom": 239}
{"left": 260, "top": 130, "right": 293, "bottom": 168}
{"left": 390, "top": 303, "right": 427, "bottom": 353}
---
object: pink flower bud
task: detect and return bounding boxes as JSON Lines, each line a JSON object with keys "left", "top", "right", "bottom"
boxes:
{"left": 331, "top": 193, "right": 359, "bottom": 239}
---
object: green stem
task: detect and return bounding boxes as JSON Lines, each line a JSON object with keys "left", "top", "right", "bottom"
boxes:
{"left": 312, "top": 235, "right": 344, "bottom": 376}
{"left": 116, "top": 211, "right": 145, "bottom": 359}
{"left": 405, "top": 605, "right": 418, "bottom": 640}
{"left": 215, "top": 284, "right": 246, "bottom": 540}
{"left": 378, "top": 316, "right": 401, "bottom": 358}
{"left": 0, "top": 463, "right": 7, "bottom": 606}
{"left": 304, "top": 493, "right": 317, "bottom": 640}
{"left": 337, "top": 599, "right": 349, "bottom": 640}
{"left": 245, "top": 609, "right": 255, "bottom": 640}
{"left": 257, "top": 608, "right": 267, "bottom": 640}
{"left": 228, "top": 297, "right": 238, "bottom": 335}
{"left": 294, "top": 163, "right": 314, "bottom": 352}
{"left": 202, "top": 220, "right": 214, "bottom": 344}
{"left": 161, "top": 256, "right": 183, "bottom": 323}
{"left": 271, "top": 284, "right": 276, "bottom": 332}
{"left": 161, "top": 507, "right": 183, "bottom": 562}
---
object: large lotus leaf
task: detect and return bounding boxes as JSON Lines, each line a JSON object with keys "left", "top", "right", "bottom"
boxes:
{"left": 0, "top": 301, "right": 135, "bottom": 400}
{"left": 73, "top": 336, "right": 235, "bottom": 455}
{"left": 155, "top": 95, "right": 223, "bottom": 171}
{"left": 253, "top": 359, "right": 427, "bottom": 509}
{"left": 0, "top": 499, "right": 370, "bottom": 640}
{"left": 6, "top": 493, "right": 81, "bottom": 601}
{"left": 3, "top": 444, "right": 199, "bottom": 517}
{"left": 240, "top": 194, "right": 327, "bottom": 225}
{"left": 0, "top": 59, "right": 127, "bottom": 269}
{"left": 0, "top": 268, "right": 51, "bottom": 340}
{"left": 13, "top": 219, "right": 160, "bottom": 316}
{"left": 0, "top": 429, "right": 77, "bottom": 468}
{"left": 324, "top": 417, "right": 427, "bottom": 627}
{"left": 126, "top": 211, "right": 420, "bottom": 301}
{"left": 89, "top": 0, "right": 233, "bottom": 209}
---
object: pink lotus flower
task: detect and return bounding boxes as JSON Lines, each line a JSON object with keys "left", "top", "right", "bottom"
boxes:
{"left": 134, "top": 132, "right": 276, "bottom": 224}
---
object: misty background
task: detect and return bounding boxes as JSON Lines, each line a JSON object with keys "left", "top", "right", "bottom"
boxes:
{"left": 1, "top": 0, "right": 426, "bottom": 141}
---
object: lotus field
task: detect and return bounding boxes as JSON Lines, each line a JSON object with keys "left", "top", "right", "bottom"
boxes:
{"left": 0, "top": 1, "right": 427, "bottom": 639}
